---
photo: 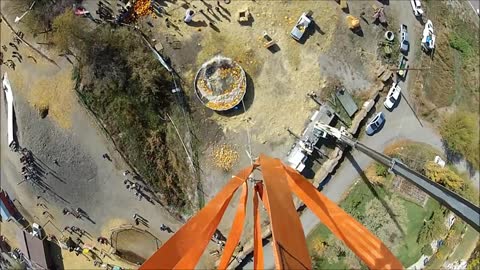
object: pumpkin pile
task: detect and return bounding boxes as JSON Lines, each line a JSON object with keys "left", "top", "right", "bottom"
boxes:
{"left": 212, "top": 144, "right": 239, "bottom": 171}
{"left": 133, "top": 0, "right": 153, "bottom": 17}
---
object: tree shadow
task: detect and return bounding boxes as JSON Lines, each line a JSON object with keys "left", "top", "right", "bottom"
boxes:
{"left": 312, "top": 20, "right": 325, "bottom": 35}
{"left": 345, "top": 152, "right": 405, "bottom": 236}
{"left": 352, "top": 28, "right": 364, "bottom": 37}
{"left": 48, "top": 241, "right": 65, "bottom": 270}
{"left": 188, "top": 20, "right": 208, "bottom": 27}
{"left": 442, "top": 140, "right": 463, "bottom": 164}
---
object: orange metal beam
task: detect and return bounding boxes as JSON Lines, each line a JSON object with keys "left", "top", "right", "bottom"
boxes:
{"left": 218, "top": 182, "right": 248, "bottom": 269}
{"left": 253, "top": 186, "right": 264, "bottom": 269}
{"left": 140, "top": 155, "right": 403, "bottom": 270}
{"left": 259, "top": 155, "right": 312, "bottom": 270}
{"left": 140, "top": 166, "right": 254, "bottom": 269}
{"left": 283, "top": 164, "right": 403, "bottom": 270}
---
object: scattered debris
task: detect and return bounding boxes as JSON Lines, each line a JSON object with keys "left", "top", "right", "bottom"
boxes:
{"left": 212, "top": 144, "right": 239, "bottom": 171}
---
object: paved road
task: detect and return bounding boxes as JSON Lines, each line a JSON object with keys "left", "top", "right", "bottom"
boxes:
{"left": 469, "top": 0, "right": 479, "bottom": 14}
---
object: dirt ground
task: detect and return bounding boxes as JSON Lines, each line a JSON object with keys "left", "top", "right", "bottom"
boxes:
{"left": 0, "top": 0, "right": 443, "bottom": 268}
{"left": 1, "top": 4, "right": 182, "bottom": 269}
{"left": 113, "top": 228, "right": 160, "bottom": 263}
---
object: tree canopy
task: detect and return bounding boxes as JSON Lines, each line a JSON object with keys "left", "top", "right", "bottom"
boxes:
{"left": 417, "top": 208, "right": 447, "bottom": 245}
{"left": 439, "top": 111, "right": 479, "bottom": 169}
{"left": 424, "top": 161, "right": 464, "bottom": 192}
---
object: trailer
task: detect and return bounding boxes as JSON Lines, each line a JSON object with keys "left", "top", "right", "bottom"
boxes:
{"left": 397, "top": 55, "right": 409, "bottom": 78}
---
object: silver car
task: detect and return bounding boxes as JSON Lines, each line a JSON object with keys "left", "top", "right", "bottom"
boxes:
{"left": 400, "top": 24, "right": 409, "bottom": 53}
{"left": 366, "top": 112, "right": 385, "bottom": 135}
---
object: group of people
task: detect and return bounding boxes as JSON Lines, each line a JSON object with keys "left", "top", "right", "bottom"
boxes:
{"left": 183, "top": 1, "right": 226, "bottom": 24}
{"left": 133, "top": 213, "right": 149, "bottom": 226}
{"left": 1, "top": 31, "right": 25, "bottom": 70}
{"left": 62, "top": 207, "right": 88, "bottom": 220}
{"left": 123, "top": 172, "right": 155, "bottom": 204}
{"left": 19, "top": 148, "right": 41, "bottom": 186}
{"left": 96, "top": 1, "right": 114, "bottom": 21}
{"left": 64, "top": 225, "right": 87, "bottom": 237}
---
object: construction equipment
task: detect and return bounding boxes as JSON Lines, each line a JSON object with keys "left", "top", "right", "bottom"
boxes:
{"left": 140, "top": 125, "right": 479, "bottom": 269}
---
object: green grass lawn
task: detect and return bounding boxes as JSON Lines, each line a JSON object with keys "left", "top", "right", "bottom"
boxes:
{"left": 307, "top": 179, "right": 441, "bottom": 269}
{"left": 449, "top": 226, "right": 480, "bottom": 261}
{"left": 396, "top": 199, "right": 441, "bottom": 266}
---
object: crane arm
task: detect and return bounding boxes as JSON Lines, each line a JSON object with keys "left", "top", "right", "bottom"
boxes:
{"left": 313, "top": 122, "right": 480, "bottom": 232}
{"left": 354, "top": 141, "right": 480, "bottom": 232}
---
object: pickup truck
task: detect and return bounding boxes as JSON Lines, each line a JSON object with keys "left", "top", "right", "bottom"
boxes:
{"left": 384, "top": 83, "right": 401, "bottom": 109}
{"left": 400, "top": 24, "right": 409, "bottom": 54}
{"left": 410, "top": 0, "right": 424, "bottom": 17}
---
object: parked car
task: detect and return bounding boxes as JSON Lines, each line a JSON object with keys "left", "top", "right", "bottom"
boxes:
{"left": 31, "top": 223, "right": 43, "bottom": 239}
{"left": 290, "top": 12, "right": 312, "bottom": 41}
{"left": 365, "top": 112, "right": 385, "bottom": 135}
{"left": 400, "top": 24, "right": 409, "bottom": 54}
{"left": 384, "top": 83, "right": 401, "bottom": 109}
{"left": 410, "top": 0, "right": 424, "bottom": 17}
{"left": 422, "top": 20, "right": 436, "bottom": 51}
{"left": 397, "top": 54, "right": 409, "bottom": 79}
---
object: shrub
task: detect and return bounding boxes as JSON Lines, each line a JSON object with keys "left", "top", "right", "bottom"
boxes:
{"left": 449, "top": 33, "right": 474, "bottom": 58}
{"left": 417, "top": 208, "right": 447, "bottom": 245}
{"left": 422, "top": 244, "right": 434, "bottom": 256}
{"left": 439, "top": 112, "right": 479, "bottom": 170}
{"left": 375, "top": 163, "right": 389, "bottom": 177}
{"left": 424, "top": 161, "right": 464, "bottom": 192}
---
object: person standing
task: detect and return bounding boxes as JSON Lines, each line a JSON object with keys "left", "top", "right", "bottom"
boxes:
{"left": 184, "top": 9, "right": 195, "bottom": 23}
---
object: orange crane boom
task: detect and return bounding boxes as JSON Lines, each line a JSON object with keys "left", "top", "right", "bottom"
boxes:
{"left": 140, "top": 154, "right": 403, "bottom": 270}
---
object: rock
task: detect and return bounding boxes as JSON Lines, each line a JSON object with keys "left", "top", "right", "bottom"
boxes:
{"left": 38, "top": 105, "right": 49, "bottom": 119}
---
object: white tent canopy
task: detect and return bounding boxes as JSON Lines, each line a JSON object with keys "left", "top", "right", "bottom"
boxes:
{"left": 2, "top": 73, "right": 15, "bottom": 148}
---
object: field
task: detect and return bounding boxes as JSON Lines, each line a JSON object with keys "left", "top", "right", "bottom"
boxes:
{"left": 307, "top": 140, "right": 479, "bottom": 268}
{"left": 307, "top": 179, "right": 441, "bottom": 268}
{"left": 411, "top": 0, "right": 479, "bottom": 120}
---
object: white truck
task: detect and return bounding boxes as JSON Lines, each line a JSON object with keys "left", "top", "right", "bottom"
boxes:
{"left": 422, "top": 20, "right": 436, "bottom": 51}
{"left": 384, "top": 83, "right": 401, "bottom": 110}
{"left": 290, "top": 12, "right": 312, "bottom": 41}
{"left": 410, "top": 0, "right": 424, "bottom": 17}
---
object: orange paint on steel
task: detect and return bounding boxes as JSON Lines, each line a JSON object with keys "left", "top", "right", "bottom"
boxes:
{"left": 218, "top": 182, "right": 248, "bottom": 269}
{"left": 140, "top": 166, "right": 254, "bottom": 269}
{"left": 283, "top": 164, "right": 403, "bottom": 269}
{"left": 253, "top": 186, "right": 264, "bottom": 270}
{"left": 259, "top": 154, "right": 312, "bottom": 269}
{"left": 140, "top": 155, "right": 403, "bottom": 270}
